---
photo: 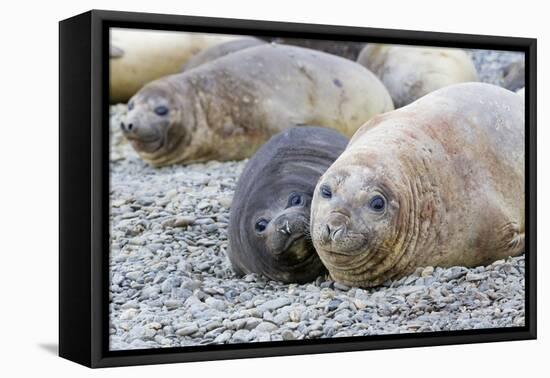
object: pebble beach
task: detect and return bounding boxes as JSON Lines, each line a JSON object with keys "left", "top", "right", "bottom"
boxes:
{"left": 108, "top": 48, "right": 526, "bottom": 351}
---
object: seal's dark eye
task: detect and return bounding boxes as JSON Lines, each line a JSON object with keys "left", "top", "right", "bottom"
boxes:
{"left": 255, "top": 218, "right": 269, "bottom": 233}
{"left": 287, "top": 193, "right": 303, "bottom": 207}
{"left": 128, "top": 102, "right": 134, "bottom": 111}
{"left": 369, "top": 195, "right": 386, "bottom": 212}
{"left": 154, "top": 105, "right": 169, "bottom": 116}
{"left": 320, "top": 185, "right": 332, "bottom": 199}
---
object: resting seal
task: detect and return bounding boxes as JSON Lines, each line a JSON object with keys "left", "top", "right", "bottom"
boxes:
{"left": 503, "top": 60, "right": 525, "bottom": 92}
{"left": 181, "top": 37, "right": 266, "bottom": 71}
{"left": 357, "top": 44, "right": 478, "bottom": 108}
{"left": 122, "top": 44, "right": 393, "bottom": 167}
{"left": 311, "top": 83, "right": 524, "bottom": 288}
{"left": 109, "top": 28, "right": 236, "bottom": 103}
{"left": 228, "top": 127, "right": 348, "bottom": 283}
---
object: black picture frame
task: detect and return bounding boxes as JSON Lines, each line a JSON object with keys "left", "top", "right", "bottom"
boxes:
{"left": 59, "top": 9, "right": 537, "bottom": 368}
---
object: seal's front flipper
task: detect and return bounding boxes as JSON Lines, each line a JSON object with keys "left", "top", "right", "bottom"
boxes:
{"left": 499, "top": 221, "right": 525, "bottom": 256}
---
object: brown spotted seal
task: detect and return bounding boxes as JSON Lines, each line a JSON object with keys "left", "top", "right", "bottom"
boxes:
{"left": 109, "top": 28, "right": 236, "bottom": 103}
{"left": 181, "top": 37, "right": 266, "bottom": 71}
{"left": 121, "top": 44, "right": 394, "bottom": 167}
{"left": 228, "top": 127, "right": 348, "bottom": 283}
{"left": 357, "top": 44, "right": 478, "bottom": 108}
{"left": 310, "top": 83, "right": 524, "bottom": 288}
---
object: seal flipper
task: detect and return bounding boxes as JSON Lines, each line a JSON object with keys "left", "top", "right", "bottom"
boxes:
{"left": 498, "top": 221, "right": 525, "bottom": 256}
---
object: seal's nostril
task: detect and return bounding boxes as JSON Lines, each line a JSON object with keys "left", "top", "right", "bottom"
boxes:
{"left": 120, "top": 122, "right": 125, "bottom": 131}
{"left": 277, "top": 219, "right": 292, "bottom": 235}
{"left": 127, "top": 123, "right": 134, "bottom": 131}
{"left": 331, "top": 225, "right": 345, "bottom": 241}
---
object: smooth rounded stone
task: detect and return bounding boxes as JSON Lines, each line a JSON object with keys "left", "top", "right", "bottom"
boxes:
{"left": 254, "top": 322, "right": 278, "bottom": 333}
{"left": 273, "top": 312, "right": 291, "bottom": 325}
{"left": 214, "top": 330, "right": 232, "bottom": 344}
{"left": 164, "top": 299, "right": 183, "bottom": 310}
{"left": 421, "top": 266, "right": 435, "bottom": 277}
{"left": 119, "top": 308, "right": 139, "bottom": 321}
{"left": 161, "top": 278, "right": 182, "bottom": 294}
{"left": 466, "top": 272, "right": 489, "bottom": 281}
{"left": 243, "top": 318, "right": 263, "bottom": 330}
{"left": 256, "top": 298, "right": 291, "bottom": 312}
{"left": 173, "top": 216, "right": 196, "bottom": 227}
{"left": 205, "top": 297, "right": 227, "bottom": 311}
{"left": 326, "top": 299, "right": 343, "bottom": 312}
{"left": 281, "top": 329, "right": 297, "bottom": 340}
{"left": 231, "top": 329, "right": 251, "bottom": 343}
{"left": 175, "top": 323, "right": 199, "bottom": 336}
{"left": 125, "top": 271, "right": 142, "bottom": 281}
{"left": 120, "top": 300, "right": 139, "bottom": 310}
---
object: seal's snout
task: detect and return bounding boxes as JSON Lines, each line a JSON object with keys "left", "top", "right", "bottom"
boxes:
{"left": 320, "top": 213, "right": 349, "bottom": 243}
{"left": 276, "top": 217, "right": 292, "bottom": 236}
{"left": 120, "top": 121, "right": 134, "bottom": 132}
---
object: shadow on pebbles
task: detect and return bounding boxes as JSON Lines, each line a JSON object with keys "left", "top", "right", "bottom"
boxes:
{"left": 108, "top": 50, "right": 525, "bottom": 351}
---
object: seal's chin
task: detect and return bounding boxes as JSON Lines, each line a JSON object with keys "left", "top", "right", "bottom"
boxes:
{"left": 270, "top": 233, "right": 314, "bottom": 265}
{"left": 128, "top": 135, "right": 164, "bottom": 154}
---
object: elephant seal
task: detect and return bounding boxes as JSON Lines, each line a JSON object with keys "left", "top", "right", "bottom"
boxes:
{"left": 357, "top": 44, "right": 478, "bottom": 108}
{"left": 311, "top": 83, "right": 524, "bottom": 288}
{"left": 503, "top": 60, "right": 525, "bottom": 92}
{"left": 122, "top": 44, "right": 393, "bottom": 167}
{"left": 181, "top": 37, "right": 266, "bottom": 71}
{"left": 109, "top": 28, "right": 236, "bottom": 103}
{"left": 228, "top": 127, "right": 348, "bottom": 283}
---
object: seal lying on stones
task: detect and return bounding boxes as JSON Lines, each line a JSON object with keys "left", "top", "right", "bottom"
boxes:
{"left": 109, "top": 28, "right": 236, "bottom": 103}
{"left": 310, "top": 83, "right": 525, "bottom": 288}
{"left": 503, "top": 60, "right": 525, "bottom": 92}
{"left": 181, "top": 37, "right": 266, "bottom": 71}
{"left": 228, "top": 127, "right": 348, "bottom": 283}
{"left": 357, "top": 44, "right": 478, "bottom": 108}
{"left": 121, "top": 44, "right": 394, "bottom": 167}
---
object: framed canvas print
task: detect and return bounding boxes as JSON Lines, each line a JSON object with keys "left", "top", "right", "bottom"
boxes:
{"left": 59, "top": 10, "right": 537, "bottom": 368}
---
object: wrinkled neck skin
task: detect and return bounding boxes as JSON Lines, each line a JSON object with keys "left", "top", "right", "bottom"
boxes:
{"left": 315, "top": 120, "right": 445, "bottom": 287}
{"left": 137, "top": 80, "right": 209, "bottom": 167}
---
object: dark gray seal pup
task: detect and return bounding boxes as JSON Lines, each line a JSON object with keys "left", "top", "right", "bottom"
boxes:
{"left": 228, "top": 127, "right": 348, "bottom": 283}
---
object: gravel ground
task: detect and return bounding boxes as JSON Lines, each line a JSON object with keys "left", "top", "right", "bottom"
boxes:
{"left": 109, "top": 49, "right": 525, "bottom": 351}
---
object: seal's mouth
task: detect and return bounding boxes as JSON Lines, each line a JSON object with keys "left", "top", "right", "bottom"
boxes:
{"left": 272, "top": 233, "right": 306, "bottom": 256}
{"left": 128, "top": 134, "right": 164, "bottom": 153}
{"left": 322, "top": 242, "right": 368, "bottom": 257}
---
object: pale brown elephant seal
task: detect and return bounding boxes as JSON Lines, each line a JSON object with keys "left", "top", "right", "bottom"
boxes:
{"left": 310, "top": 83, "right": 524, "bottom": 288}
{"left": 122, "top": 44, "right": 394, "bottom": 167}
{"left": 109, "top": 28, "right": 236, "bottom": 103}
{"left": 357, "top": 44, "right": 478, "bottom": 108}
{"left": 228, "top": 127, "right": 348, "bottom": 283}
{"left": 181, "top": 37, "right": 266, "bottom": 71}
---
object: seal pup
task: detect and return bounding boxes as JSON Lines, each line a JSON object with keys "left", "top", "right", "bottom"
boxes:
{"left": 109, "top": 28, "right": 236, "bottom": 103}
{"left": 122, "top": 44, "right": 393, "bottom": 167}
{"left": 228, "top": 127, "right": 348, "bottom": 283}
{"left": 311, "top": 83, "right": 524, "bottom": 287}
{"left": 181, "top": 37, "right": 266, "bottom": 71}
{"left": 357, "top": 44, "right": 478, "bottom": 108}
